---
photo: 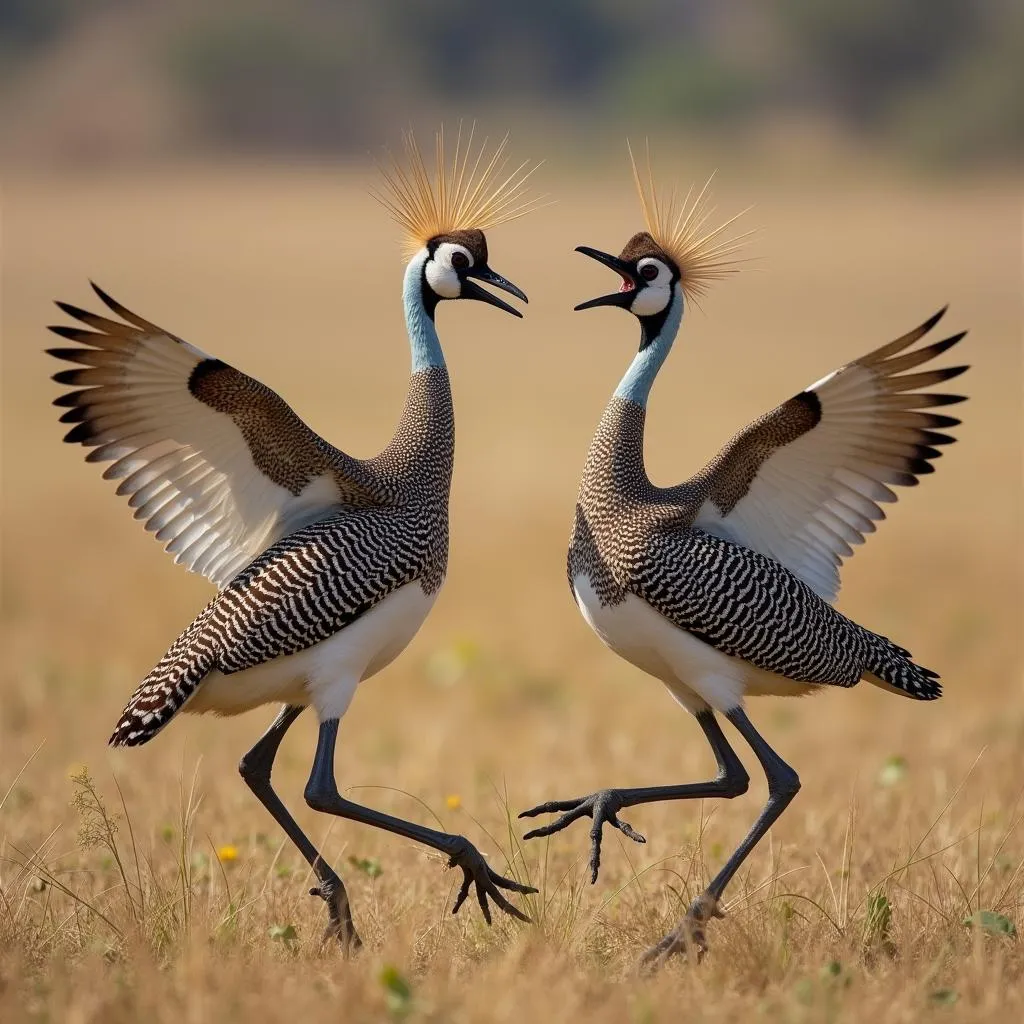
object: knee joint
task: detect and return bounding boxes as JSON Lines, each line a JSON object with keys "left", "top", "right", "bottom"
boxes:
{"left": 304, "top": 781, "right": 338, "bottom": 814}
{"left": 771, "top": 768, "right": 801, "bottom": 799}
{"left": 719, "top": 768, "right": 750, "bottom": 798}
{"left": 238, "top": 754, "right": 262, "bottom": 785}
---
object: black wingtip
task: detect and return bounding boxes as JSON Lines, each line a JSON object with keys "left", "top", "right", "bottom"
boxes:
{"left": 90, "top": 280, "right": 128, "bottom": 319}
{"left": 63, "top": 421, "right": 98, "bottom": 445}
{"left": 938, "top": 364, "right": 970, "bottom": 383}
{"left": 88, "top": 280, "right": 164, "bottom": 335}
{"left": 929, "top": 332, "right": 968, "bottom": 358}
{"left": 920, "top": 430, "right": 957, "bottom": 447}
{"left": 54, "top": 300, "right": 91, "bottom": 322}
{"left": 52, "top": 368, "right": 83, "bottom": 385}
{"left": 90, "top": 280, "right": 113, "bottom": 304}
{"left": 47, "top": 325, "right": 100, "bottom": 343}
{"left": 922, "top": 306, "right": 949, "bottom": 333}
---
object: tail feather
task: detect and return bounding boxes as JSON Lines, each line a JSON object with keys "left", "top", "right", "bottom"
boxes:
{"left": 865, "top": 635, "right": 942, "bottom": 700}
{"left": 109, "top": 608, "right": 218, "bottom": 746}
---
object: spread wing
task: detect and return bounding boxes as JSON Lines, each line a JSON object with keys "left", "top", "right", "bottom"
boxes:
{"left": 48, "top": 283, "right": 381, "bottom": 588}
{"left": 687, "top": 308, "right": 967, "bottom": 602}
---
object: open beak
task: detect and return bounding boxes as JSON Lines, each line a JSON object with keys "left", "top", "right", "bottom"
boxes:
{"left": 573, "top": 246, "right": 637, "bottom": 311}
{"left": 462, "top": 265, "right": 528, "bottom": 318}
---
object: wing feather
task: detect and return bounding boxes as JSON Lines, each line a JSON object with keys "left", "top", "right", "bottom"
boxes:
{"left": 48, "top": 284, "right": 380, "bottom": 587}
{"left": 689, "top": 308, "right": 967, "bottom": 602}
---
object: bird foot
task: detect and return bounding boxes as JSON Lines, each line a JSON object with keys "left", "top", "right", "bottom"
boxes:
{"left": 640, "top": 893, "right": 724, "bottom": 969}
{"left": 447, "top": 836, "right": 537, "bottom": 925}
{"left": 519, "top": 789, "right": 646, "bottom": 884}
{"left": 309, "top": 875, "right": 362, "bottom": 954}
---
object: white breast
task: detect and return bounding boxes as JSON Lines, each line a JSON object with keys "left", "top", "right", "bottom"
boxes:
{"left": 186, "top": 582, "right": 438, "bottom": 721}
{"left": 572, "top": 573, "right": 812, "bottom": 713}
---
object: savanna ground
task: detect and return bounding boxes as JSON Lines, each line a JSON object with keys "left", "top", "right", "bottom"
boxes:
{"left": 1, "top": 163, "right": 1021, "bottom": 1022}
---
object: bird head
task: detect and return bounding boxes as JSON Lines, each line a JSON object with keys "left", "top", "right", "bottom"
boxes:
{"left": 422, "top": 228, "right": 527, "bottom": 317}
{"left": 574, "top": 143, "right": 750, "bottom": 335}
{"left": 574, "top": 231, "right": 679, "bottom": 319}
{"left": 374, "top": 125, "right": 544, "bottom": 319}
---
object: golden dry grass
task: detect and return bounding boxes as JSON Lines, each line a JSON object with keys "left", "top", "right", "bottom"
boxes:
{"left": 1, "top": 165, "right": 1022, "bottom": 1022}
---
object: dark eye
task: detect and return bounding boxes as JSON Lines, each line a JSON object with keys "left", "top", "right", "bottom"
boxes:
{"left": 451, "top": 251, "right": 470, "bottom": 270}
{"left": 640, "top": 263, "right": 659, "bottom": 281}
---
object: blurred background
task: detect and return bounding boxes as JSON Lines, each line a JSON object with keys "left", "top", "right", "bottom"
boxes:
{"left": 0, "top": 3, "right": 1021, "bottom": 1018}
{"left": 0, "top": 0, "right": 1021, "bottom": 167}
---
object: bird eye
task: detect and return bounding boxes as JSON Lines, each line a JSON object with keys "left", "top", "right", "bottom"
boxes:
{"left": 640, "top": 263, "right": 659, "bottom": 281}
{"left": 451, "top": 251, "right": 470, "bottom": 270}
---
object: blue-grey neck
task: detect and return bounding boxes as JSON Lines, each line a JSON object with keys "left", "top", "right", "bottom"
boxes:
{"left": 404, "top": 250, "right": 445, "bottom": 373}
{"left": 613, "top": 290, "right": 683, "bottom": 406}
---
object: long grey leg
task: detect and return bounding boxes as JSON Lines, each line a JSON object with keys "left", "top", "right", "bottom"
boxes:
{"left": 238, "top": 705, "right": 359, "bottom": 950}
{"left": 304, "top": 719, "right": 536, "bottom": 925}
{"left": 704, "top": 708, "right": 800, "bottom": 901}
{"left": 641, "top": 706, "right": 801, "bottom": 965}
{"left": 519, "top": 710, "right": 751, "bottom": 882}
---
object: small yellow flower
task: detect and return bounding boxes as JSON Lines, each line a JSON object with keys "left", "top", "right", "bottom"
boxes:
{"left": 445, "top": 794, "right": 462, "bottom": 811}
{"left": 217, "top": 844, "right": 239, "bottom": 864}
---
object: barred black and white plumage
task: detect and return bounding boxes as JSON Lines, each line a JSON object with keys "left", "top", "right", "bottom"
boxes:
{"left": 568, "top": 305, "right": 965, "bottom": 706}
{"left": 111, "top": 496, "right": 448, "bottom": 744}
{"left": 522, "top": 166, "right": 967, "bottom": 965}
{"left": 639, "top": 528, "right": 939, "bottom": 698}
{"left": 46, "top": 282, "right": 462, "bottom": 746}
{"left": 48, "top": 128, "right": 540, "bottom": 941}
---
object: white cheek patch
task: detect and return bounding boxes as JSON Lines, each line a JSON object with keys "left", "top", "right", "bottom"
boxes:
{"left": 631, "top": 285, "right": 671, "bottom": 317}
{"left": 425, "top": 260, "right": 462, "bottom": 299}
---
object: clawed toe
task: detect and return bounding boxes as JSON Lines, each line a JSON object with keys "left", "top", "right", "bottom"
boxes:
{"left": 640, "top": 895, "right": 724, "bottom": 969}
{"left": 519, "top": 790, "right": 647, "bottom": 884}
{"left": 447, "top": 839, "right": 537, "bottom": 925}
{"left": 639, "top": 921, "right": 706, "bottom": 969}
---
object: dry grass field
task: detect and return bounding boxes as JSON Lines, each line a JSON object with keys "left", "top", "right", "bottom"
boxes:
{"left": 1, "top": 164, "right": 1021, "bottom": 1022}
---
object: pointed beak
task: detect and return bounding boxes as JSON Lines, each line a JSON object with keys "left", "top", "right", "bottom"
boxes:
{"left": 573, "top": 246, "right": 638, "bottom": 311}
{"left": 462, "top": 265, "right": 528, "bottom": 318}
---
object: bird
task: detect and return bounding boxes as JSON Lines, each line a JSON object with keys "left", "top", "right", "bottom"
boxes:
{"left": 47, "top": 126, "right": 542, "bottom": 950}
{"left": 518, "top": 146, "right": 967, "bottom": 965}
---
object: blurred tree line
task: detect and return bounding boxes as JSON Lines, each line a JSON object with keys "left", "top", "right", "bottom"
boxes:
{"left": 0, "top": 0, "right": 1020, "bottom": 164}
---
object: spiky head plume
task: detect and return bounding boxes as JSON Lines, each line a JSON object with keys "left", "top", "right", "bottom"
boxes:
{"left": 628, "top": 141, "right": 751, "bottom": 304}
{"left": 373, "top": 125, "right": 544, "bottom": 259}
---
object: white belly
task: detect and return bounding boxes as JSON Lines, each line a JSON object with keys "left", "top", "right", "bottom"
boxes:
{"left": 572, "top": 573, "right": 815, "bottom": 713}
{"left": 186, "top": 582, "right": 438, "bottom": 720}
